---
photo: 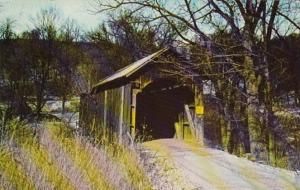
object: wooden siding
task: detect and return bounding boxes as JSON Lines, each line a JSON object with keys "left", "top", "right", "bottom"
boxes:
{"left": 79, "top": 83, "right": 131, "bottom": 139}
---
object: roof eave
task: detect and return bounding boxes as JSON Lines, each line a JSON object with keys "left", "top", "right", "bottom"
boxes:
{"left": 90, "top": 48, "right": 168, "bottom": 94}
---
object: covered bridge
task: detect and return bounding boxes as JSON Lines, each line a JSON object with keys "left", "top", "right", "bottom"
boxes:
{"left": 80, "top": 48, "right": 206, "bottom": 143}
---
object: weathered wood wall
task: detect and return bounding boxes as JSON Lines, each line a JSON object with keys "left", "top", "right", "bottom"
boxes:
{"left": 79, "top": 83, "right": 131, "bottom": 140}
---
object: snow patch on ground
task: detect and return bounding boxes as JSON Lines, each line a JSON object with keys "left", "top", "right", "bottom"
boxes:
{"left": 44, "top": 98, "right": 79, "bottom": 129}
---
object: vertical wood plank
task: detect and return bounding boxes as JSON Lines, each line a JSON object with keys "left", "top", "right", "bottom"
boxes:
{"left": 130, "top": 89, "right": 138, "bottom": 138}
{"left": 104, "top": 90, "right": 107, "bottom": 128}
{"left": 119, "top": 86, "right": 125, "bottom": 143}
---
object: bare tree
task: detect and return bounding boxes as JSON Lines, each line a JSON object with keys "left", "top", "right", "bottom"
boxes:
{"left": 94, "top": 0, "right": 300, "bottom": 166}
{"left": 24, "top": 8, "right": 60, "bottom": 120}
{"left": 88, "top": 11, "right": 178, "bottom": 70}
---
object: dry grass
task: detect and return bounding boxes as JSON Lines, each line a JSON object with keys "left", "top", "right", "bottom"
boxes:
{"left": 0, "top": 146, "right": 35, "bottom": 190}
{"left": 0, "top": 121, "right": 158, "bottom": 189}
{"left": 47, "top": 123, "right": 114, "bottom": 190}
{"left": 39, "top": 128, "right": 92, "bottom": 190}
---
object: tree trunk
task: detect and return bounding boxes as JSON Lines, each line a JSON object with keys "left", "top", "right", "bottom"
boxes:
{"left": 36, "top": 84, "right": 44, "bottom": 120}
{"left": 244, "top": 55, "right": 263, "bottom": 159}
{"left": 220, "top": 113, "right": 230, "bottom": 151}
{"left": 268, "top": 130, "right": 276, "bottom": 165}
{"left": 296, "top": 90, "right": 300, "bottom": 106}
{"left": 62, "top": 96, "right": 66, "bottom": 114}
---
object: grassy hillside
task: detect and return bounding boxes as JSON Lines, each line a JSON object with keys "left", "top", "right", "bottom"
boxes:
{"left": 0, "top": 122, "right": 154, "bottom": 190}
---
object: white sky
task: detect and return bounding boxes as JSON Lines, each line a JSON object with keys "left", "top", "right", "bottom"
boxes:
{"left": 0, "top": 0, "right": 104, "bottom": 33}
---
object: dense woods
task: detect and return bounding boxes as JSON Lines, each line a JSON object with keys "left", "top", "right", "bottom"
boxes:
{"left": 1, "top": 0, "right": 300, "bottom": 172}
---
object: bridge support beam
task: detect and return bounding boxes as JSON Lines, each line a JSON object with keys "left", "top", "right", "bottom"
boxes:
{"left": 194, "top": 85, "right": 205, "bottom": 145}
{"left": 130, "top": 88, "right": 141, "bottom": 139}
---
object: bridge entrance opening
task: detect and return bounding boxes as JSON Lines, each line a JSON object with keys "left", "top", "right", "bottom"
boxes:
{"left": 136, "top": 79, "right": 194, "bottom": 141}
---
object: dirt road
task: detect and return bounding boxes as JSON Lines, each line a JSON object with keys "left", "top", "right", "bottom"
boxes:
{"left": 143, "top": 139, "right": 300, "bottom": 190}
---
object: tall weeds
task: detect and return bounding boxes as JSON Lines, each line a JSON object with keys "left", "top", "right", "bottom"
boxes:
{"left": 0, "top": 120, "right": 156, "bottom": 189}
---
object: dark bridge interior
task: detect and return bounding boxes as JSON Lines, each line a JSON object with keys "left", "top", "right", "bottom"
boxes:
{"left": 136, "top": 79, "right": 194, "bottom": 141}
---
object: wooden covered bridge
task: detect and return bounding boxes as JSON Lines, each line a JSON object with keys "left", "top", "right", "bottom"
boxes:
{"left": 80, "top": 48, "right": 206, "bottom": 143}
